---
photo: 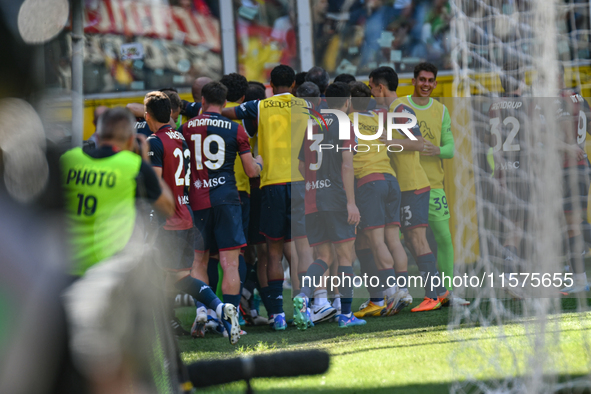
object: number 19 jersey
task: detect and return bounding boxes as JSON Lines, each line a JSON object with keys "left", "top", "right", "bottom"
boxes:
{"left": 181, "top": 111, "right": 251, "bottom": 210}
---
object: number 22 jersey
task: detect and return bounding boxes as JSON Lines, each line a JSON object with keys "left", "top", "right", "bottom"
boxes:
{"left": 181, "top": 111, "right": 252, "bottom": 210}
{"left": 148, "top": 125, "right": 193, "bottom": 230}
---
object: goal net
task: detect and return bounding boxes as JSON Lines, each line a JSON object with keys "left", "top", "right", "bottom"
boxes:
{"left": 449, "top": 0, "right": 591, "bottom": 391}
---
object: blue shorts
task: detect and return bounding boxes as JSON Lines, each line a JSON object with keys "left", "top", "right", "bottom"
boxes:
{"left": 156, "top": 228, "right": 195, "bottom": 272}
{"left": 562, "top": 165, "right": 589, "bottom": 212}
{"left": 291, "top": 181, "right": 307, "bottom": 239}
{"left": 356, "top": 174, "right": 401, "bottom": 230}
{"left": 193, "top": 205, "right": 246, "bottom": 252}
{"left": 239, "top": 191, "right": 250, "bottom": 242}
{"left": 305, "top": 211, "right": 356, "bottom": 247}
{"left": 400, "top": 188, "right": 430, "bottom": 231}
{"left": 260, "top": 183, "right": 297, "bottom": 241}
{"left": 248, "top": 183, "right": 266, "bottom": 245}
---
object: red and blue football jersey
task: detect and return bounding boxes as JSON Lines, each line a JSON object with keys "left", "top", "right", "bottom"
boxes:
{"left": 299, "top": 112, "right": 356, "bottom": 214}
{"left": 148, "top": 125, "right": 193, "bottom": 230}
{"left": 181, "top": 111, "right": 252, "bottom": 210}
{"left": 558, "top": 89, "right": 591, "bottom": 168}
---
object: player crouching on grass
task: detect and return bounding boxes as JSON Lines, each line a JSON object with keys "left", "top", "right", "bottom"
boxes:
{"left": 293, "top": 82, "right": 366, "bottom": 329}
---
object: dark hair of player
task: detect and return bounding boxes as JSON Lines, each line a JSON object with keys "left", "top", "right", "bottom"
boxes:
{"left": 296, "top": 81, "right": 320, "bottom": 98}
{"left": 160, "top": 89, "right": 181, "bottom": 112}
{"left": 220, "top": 73, "right": 249, "bottom": 103}
{"left": 413, "top": 62, "right": 438, "bottom": 79}
{"left": 244, "top": 85, "right": 266, "bottom": 102}
{"left": 305, "top": 66, "right": 330, "bottom": 93}
{"left": 295, "top": 72, "right": 308, "bottom": 88}
{"left": 202, "top": 81, "right": 228, "bottom": 106}
{"left": 500, "top": 62, "right": 524, "bottom": 93}
{"left": 334, "top": 73, "right": 356, "bottom": 84}
{"left": 158, "top": 87, "right": 178, "bottom": 93}
{"left": 325, "top": 82, "right": 351, "bottom": 109}
{"left": 144, "top": 91, "right": 172, "bottom": 123}
{"left": 349, "top": 81, "right": 371, "bottom": 111}
{"left": 248, "top": 80, "right": 266, "bottom": 91}
{"left": 270, "top": 65, "right": 295, "bottom": 88}
{"left": 369, "top": 66, "right": 398, "bottom": 92}
{"left": 96, "top": 107, "right": 136, "bottom": 142}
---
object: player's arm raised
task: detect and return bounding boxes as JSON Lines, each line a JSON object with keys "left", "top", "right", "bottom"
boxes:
{"left": 126, "top": 103, "right": 144, "bottom": 118}
{"left": 222, "top": 100, "right": 259, "bottom": 120}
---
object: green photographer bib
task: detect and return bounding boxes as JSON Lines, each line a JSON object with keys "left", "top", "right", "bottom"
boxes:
{"left": 61, "top": 148, "right": 141, "bottom": 275}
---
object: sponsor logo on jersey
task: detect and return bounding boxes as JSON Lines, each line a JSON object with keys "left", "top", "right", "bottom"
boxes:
{"left": 490, "top": 101, "right": 523, "bottom": 110}
{"left": 419, "top": 120, "right": 435, "bottom": 139}
{"left": 165, "top": 131, "right": 185, "bottom": 140}
{"left": 177, "top": 195, "right": 189, "bottom": 205}
{"left": 306, "top": 179, "right": 332, "bottom": 191}
{"left": 499, "top": 161, "right": 520, "bottom": 170}
{"left": 262, "top": 100, "right": 298, "bottom": 108}
{"left": 194, "top": 177, "right": 226, "bottom": 189}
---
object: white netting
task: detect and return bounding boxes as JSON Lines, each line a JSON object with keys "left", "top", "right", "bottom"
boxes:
{"left": 449, "top": 0, "right": 591, "bottom": 392}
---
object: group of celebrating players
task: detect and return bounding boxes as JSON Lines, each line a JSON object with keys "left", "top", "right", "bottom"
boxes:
{"left": 61, "top": 60, "right": 591, "bottom": 346}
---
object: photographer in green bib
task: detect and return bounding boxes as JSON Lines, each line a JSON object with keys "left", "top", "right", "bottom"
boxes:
{"left": 61, "top": 107, "right": 175, "bottom": 276}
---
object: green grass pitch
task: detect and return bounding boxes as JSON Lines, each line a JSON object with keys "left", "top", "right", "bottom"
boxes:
{"left": 176, "top": 294, "right": 591, "bottom": 393}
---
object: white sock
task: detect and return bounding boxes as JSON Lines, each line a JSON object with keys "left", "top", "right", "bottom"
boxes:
{"left": 207, "top": 308, "right": 215, "bottom": 316}
{"left": 313, "top": 289, "right": 328, "bottom": 306}
{"left": 384, "top": 286, "right": 398, "bottom": 298}
{"left": 373, "top": 300, "right": 385, "bottom": 306}
{"left": 216, "top": 304, "right": 224, "bottom": 319}
{"left": 575, "top": 272, "right": 588, "bottom": 286}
